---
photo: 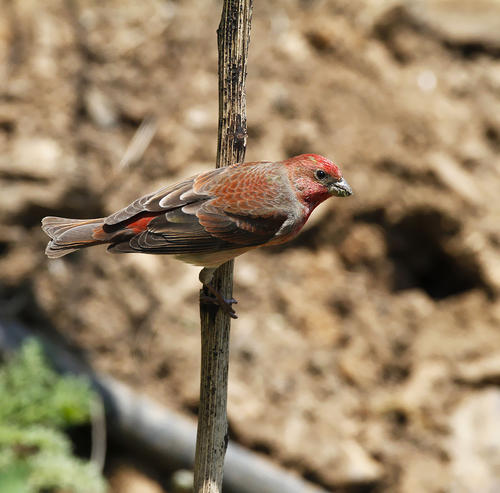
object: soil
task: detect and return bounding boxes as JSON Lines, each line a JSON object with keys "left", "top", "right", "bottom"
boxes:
{"left": 1, "top": 0, "right": 500, "bottom": 492}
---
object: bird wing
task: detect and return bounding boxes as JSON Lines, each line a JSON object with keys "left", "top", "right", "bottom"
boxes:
{"left": 104, "top": 175, "right": 213, "bottom": 226}
{"left": 105, "top": 162, "right": 291, "bottom": 255}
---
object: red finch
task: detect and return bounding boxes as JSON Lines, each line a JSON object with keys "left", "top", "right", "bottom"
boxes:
{"left": 42, "top": 154, "right": 352, "bottom": 317}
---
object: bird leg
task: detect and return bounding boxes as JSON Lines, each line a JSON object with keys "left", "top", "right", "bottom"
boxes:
{"left": 199, "top": 267, "right": 238, "bottom": 319}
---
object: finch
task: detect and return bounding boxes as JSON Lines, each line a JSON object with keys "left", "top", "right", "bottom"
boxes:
{"left": 42, "top": 154, "right": 352, "bottom": 317}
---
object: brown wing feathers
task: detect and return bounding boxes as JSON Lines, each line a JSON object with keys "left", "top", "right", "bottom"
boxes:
{"left": 107, "top": 165, "right": 287, "bottom": 254}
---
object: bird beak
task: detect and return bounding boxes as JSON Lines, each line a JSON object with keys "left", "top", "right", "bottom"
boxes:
{"left": 330, "top": 177, "right": 353, "bottom": 197}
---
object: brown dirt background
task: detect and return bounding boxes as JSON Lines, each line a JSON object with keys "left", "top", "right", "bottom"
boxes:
{"left": 1, "top": 0, "right": 500, "bottom": 492}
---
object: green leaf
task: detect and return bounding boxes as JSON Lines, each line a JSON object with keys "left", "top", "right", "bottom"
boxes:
{"left": 0, "top": 340, "right": 107, "bottom": 492}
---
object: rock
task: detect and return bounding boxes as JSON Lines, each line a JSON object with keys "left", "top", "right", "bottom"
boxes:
{"left": 7, "top": 137, "right": 63, "bottom": 179}
{"left": 448, "top": 390, "right": 500, "bottom": 493}
{"left": 398, "top": 361, "right": 449, "bottom": 412}
{"left": 302, "top": 436, "right": 384, "bottom": 487}
{"left": 400, "top": 454, "right": 450, "bottom": 493}
{"left": 463, "top": 231, "right": 500, "bottom": 293}
{"left": 455, "top": 355, "right": 500, "bottom": 385}
{"left": 407, "top": 0, "right": 500, "bottom": 49}
{"left": 340, "top": 440, "right": 385, "bottom": 485}
{"left": 427, "top": 152, "right": 482, "bottom": 205}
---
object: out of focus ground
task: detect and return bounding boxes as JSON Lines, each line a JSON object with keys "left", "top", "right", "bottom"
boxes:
{"left": 1, "top": 0, "right": 500, "bottom": 491}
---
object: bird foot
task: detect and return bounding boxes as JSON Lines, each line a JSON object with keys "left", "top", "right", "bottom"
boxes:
{"left": 200, "top": 286, "right": 238, "bottom": 319}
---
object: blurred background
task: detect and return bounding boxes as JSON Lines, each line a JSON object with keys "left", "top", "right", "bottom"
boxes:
{"left": 1, "top": 0, "right": 500, "bottom": 492}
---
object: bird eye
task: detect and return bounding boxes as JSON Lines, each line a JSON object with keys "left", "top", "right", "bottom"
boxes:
{"left": 315, "top": 169, "right": 327, "bottom": 180}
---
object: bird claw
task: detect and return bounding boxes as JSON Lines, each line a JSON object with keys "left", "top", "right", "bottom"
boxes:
{"left": 200, "top": 291, "right": 238, "bottom": 319}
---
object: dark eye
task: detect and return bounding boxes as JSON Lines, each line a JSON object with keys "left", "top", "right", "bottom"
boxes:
{"left": 315, "top": 169, "right": 327, "bottom": 180}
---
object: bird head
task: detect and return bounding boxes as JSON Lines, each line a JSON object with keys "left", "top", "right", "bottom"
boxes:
{"left": 286, "top": 154, "right": 352, "bottom": 207}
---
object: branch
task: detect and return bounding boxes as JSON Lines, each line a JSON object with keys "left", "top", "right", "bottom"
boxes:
{"left": 195, "top": 1, "right": 253, "bottom": 492}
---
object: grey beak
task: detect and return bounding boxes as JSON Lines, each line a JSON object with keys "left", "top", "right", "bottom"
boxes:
{"left": 331, "top": 177, "right": 353, "bottom": 197}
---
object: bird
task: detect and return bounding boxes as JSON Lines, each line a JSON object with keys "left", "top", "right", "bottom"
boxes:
{"left": 42, "top": 154, "right": 352, "bottom": 318}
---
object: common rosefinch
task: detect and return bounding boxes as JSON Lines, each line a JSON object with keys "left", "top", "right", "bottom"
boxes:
{"left": 42, "top": 154, "right": 352, "bottom": 317}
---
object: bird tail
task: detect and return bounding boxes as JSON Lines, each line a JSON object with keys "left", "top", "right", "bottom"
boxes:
{"left": 42, "top": 216, "right": 110, "bottom": 258}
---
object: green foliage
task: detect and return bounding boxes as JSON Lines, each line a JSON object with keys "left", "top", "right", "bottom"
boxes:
{"left": 0, "top": 340, "right": 107, "bottom": 493}
{"left": 0, "top": 339, "right": 92, "bottom": 428}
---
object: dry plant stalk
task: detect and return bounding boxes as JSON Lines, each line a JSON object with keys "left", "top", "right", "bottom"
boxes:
{"left": 194, "top": 1, "right": 253, "bottom": 492}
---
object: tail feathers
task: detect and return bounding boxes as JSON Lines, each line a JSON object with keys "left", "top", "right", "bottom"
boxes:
{"left": 42, "top": 217, "right": 108, "bottom": 258}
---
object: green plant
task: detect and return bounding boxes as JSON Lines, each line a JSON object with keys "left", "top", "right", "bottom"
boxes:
{"left": 0, "top": 339, "right": 106, "bottom": 493}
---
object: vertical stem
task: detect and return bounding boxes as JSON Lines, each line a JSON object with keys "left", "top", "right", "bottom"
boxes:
{"left": 194, "top": 1, "right": 253, "bottom": 493}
